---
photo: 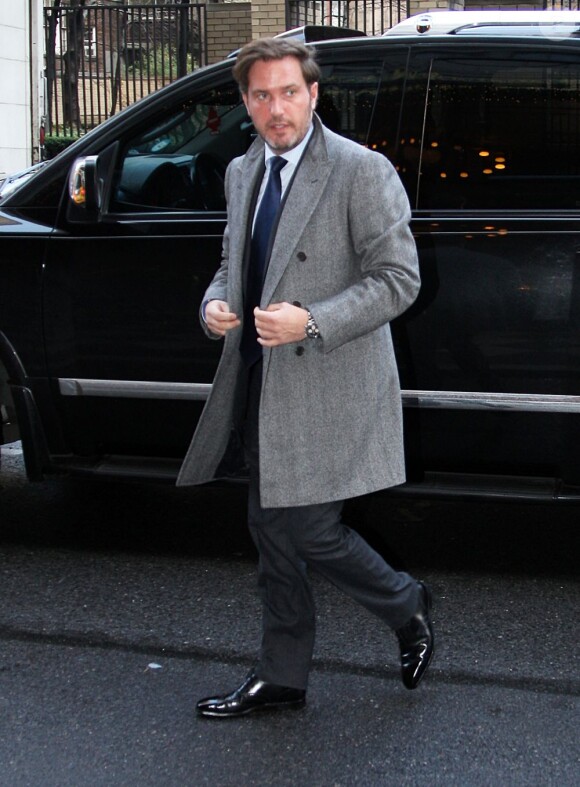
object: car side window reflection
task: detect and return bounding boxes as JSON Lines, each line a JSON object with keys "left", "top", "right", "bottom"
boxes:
{"left": 110, "top": 82, "right": 252, "bottom": 212}
{"left": 415, "top": 54, "right": 580, "bottom": 210}
{"left": 317, "top": 60, "right": 385, "bottom": 144}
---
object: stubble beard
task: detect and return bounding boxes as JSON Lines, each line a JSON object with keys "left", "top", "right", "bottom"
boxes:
{"left": 262, "top": 108, "right": 313, "bottom": 154}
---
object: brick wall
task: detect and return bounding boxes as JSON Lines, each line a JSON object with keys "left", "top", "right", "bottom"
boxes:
{"left": 206, "top": 3, "right": 252, "bottom": 64}
{"left": 465, "top": 0, "right": 544, "bottom": 8}
{"left": 250, "top": 0, "right": 286, "bottom": 39}
{"left": 206, "top": 0, "right": 286, "bottom": 65}
{"left": 409, "top": 0, "right": 465, "bottom": 14}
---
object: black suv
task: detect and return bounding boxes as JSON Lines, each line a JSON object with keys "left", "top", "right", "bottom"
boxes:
{"left": 2, "top": 11, "right": 580, "bottom": 501}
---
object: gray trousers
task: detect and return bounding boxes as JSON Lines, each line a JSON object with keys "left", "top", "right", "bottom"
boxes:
{"left": 244, "top": 360, "right": 419, "bottom": 690}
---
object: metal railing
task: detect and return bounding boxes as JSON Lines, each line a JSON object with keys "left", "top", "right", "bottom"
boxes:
{"left": 287, "top": 0, "right": 410, "bottom": 36}
{"left": 287, "top": 0, "right": 580, "bottom": 35}
{"left": 44, "top": 2, "right": 207, "bottom": 138}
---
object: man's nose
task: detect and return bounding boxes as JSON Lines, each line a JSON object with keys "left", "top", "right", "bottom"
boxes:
{"left": 269, "top": 96, "right": 284, "bottom": 116}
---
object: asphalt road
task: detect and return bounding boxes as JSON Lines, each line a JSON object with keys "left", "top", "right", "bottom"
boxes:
{"left": 0, "top": 442, "right": 578, "bottom": 787}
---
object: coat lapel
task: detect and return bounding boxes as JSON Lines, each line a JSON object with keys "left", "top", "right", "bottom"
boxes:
{"left": 228, "top": 140, "right": 265, "bottom": 311}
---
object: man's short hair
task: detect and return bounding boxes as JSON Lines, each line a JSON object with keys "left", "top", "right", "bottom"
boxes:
{"left": 232, "top": 38, "right": 321, "bottom": 94}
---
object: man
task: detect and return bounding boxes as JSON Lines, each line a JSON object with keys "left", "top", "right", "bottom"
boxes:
{"left": 177, "top": 37, "right": 433, "bottom": 718}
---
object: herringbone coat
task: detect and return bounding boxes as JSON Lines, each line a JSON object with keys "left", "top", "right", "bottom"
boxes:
{"left": 176, "top": 116, "right": 420, "bottom": 507}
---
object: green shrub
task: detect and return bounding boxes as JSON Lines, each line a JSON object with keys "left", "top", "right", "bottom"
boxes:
{"left": 44, "top": 135, "right": 80, "bottom": 159}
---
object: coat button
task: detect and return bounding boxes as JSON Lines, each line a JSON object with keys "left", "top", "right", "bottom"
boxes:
{"left": 297, "top": 252, "right": 307, "bottom": 261}
{"left": 295, "top": 346, "right": 305, "bottom": 356}
{"left": 292, "top": 300, "right": 302, "bottom": 308}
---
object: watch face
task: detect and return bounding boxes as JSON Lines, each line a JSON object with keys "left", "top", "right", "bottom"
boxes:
{"left": 306, "top": 319, "right": 320, "bottom": 339}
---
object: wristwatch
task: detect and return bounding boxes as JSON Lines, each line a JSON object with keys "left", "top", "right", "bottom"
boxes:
{"left": 304, "top": 309, "right": 321, "bottom": 339}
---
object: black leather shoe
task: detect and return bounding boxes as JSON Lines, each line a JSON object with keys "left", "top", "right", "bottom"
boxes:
{"left": 196, "top": 672, "right": 306, "bottom": 718}
{"left": 396, "top": 581, "right": 434, "bottom": 690}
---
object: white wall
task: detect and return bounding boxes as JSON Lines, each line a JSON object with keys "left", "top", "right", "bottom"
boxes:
{"left": 0, "top": 2, "right": 32, "bottom": 179}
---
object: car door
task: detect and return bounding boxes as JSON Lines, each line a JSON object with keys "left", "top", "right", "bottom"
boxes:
{"left": 378, "top": 43, "right": 580, "bottom": 489}
{"left": 42, "top": 71, "right": 250, "bottom": 473}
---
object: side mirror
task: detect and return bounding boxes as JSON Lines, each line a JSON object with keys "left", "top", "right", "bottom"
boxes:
{"left": 66, "top": 144, "right": 118, "bottom": 223}
{"left": 68, "top": 155, "right": 100, "bottom": 216}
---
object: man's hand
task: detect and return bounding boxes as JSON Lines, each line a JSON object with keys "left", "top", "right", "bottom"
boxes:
{"left": 204, "top": 300, "right": 241, "bottom": 337}
{"left": 255, "top": 302, "right": 309, "bottom": 347}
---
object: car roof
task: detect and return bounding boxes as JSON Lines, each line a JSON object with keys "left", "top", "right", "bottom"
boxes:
{"left": 384, "top": 10, "right": 580, "bottom": 37}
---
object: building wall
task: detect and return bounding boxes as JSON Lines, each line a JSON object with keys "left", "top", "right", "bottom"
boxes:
{"left": 207, "top": 3, "right": 252, "bottom": 64}
{"left": 465, "top": 0, "right": 544, "bottom": 8}
{"left": 0, "top": 1, "right": 32, "bottom": 178}
{"left": 251, "top": 0, "right": 286, "bottom": 39}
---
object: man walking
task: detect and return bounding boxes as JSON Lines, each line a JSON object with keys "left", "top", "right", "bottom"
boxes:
{"left": 177, "top": 37, "right": 434, "bottom": 717}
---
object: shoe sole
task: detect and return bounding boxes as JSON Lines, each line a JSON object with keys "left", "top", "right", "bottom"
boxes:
{"left": 197, "top": 699, "right": 306, "bottom": 718}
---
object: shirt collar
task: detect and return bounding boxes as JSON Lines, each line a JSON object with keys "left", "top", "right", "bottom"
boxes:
{"left": 264, "top": 123, "right": 314, "bottom": 168}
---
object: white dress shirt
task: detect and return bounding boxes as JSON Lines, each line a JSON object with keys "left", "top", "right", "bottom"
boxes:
{"left": 253, "top": 124, "right": 315, "bottom": 229}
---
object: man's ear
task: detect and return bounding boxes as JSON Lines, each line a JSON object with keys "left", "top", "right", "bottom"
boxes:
{"left": 242, "top": 92, "right": 250, "bottom": 114}
{"left": 310, "top": 82, "right": 319, "bottom": 110}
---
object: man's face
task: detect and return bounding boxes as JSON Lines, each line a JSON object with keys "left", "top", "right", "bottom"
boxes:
{"left": 242, "top": 56, "right": 318, "bottom": 154}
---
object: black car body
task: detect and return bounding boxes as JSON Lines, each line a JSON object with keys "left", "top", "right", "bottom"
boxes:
{"left": 3, "top": 11, "right": 580, "bottom": 502}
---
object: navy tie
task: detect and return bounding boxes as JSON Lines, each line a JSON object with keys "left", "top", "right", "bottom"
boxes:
{"left": 240, "top": 156, "right": 287, "bottom": 367}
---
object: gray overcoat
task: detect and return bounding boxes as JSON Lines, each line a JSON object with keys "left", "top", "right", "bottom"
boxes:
{"left": 176, "top": 116, "right": 420, "bottom": 507}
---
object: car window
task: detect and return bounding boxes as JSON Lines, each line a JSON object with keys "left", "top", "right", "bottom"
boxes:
{"left": 110, "top": 60, "right": 388, "bottom": 214}
{"left": 410, "top": 51, "right": 580, "bottom": 210}
{"left": 317, "top": 58, "right": 385, "bottom": 144}
{"left": 366, "top": 53, "right": 412, "bottom": 193}
{"left": 110, "top": 82, "right": 250, "bottom": 212}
